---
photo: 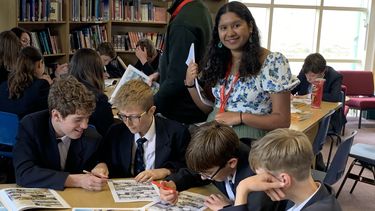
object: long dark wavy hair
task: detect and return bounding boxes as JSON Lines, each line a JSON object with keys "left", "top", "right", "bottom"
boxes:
{"left": 69, "top": 48, "right": 105, "bottom": 94}
{"left": 200, "top": 1, "right": 262, "bottom": 87}
{"left": 8, "top": 46, "right": 42, "bottom": 99}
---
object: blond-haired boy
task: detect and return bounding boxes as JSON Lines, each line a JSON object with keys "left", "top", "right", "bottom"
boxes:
{"left": 223, "top": 128, "right": 341, "bottom": 211}
{"left": 103, "top": 79, "right": 190, "bottom": 182}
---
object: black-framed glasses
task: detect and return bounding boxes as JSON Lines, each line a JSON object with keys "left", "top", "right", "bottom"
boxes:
{"left": 199, "top": 164, "right": 225, "bottom": 180}
{"left": 117, "top": 111, "right": 147, "bottom": 123}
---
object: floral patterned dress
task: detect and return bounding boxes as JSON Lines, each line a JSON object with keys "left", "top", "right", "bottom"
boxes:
{"left": 207, "top": 52, "right": 299, "bottom": 139}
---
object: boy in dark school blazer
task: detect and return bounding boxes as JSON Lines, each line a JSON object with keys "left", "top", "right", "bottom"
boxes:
{"left": 13, "top": 76, "right": 108, "bottom": 191}
{"left": 159, "top": 121, "right": 283, "bottom": 211}
{"left": 223, "top": 128, "right": 341, "bottom": 211}
{"left": 103, "top": 79, "right": 190, "bottom": 182}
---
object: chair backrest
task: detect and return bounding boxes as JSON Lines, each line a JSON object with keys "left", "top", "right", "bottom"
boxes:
{"left": 324, "top": 130, "right": 357, "bottom": 185}
{"left": 338, "top": 71, "right": 374, "bottom": 96}
{"left": 313, "top": 109, "right": 336, "bottom": 155}
{"left": 0, "top": 111, "right": 19, "bottom": 157}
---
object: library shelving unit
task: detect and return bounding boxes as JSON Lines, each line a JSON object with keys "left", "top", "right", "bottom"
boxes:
{"left": 16, "top": 0, "right": 169, "bottom": 67}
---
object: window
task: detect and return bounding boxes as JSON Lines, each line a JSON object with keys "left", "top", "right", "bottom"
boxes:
{"left": 231, "top": 0, "right": 371, "bottom": 75}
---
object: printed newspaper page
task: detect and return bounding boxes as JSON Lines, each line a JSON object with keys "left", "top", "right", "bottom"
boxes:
{"left": 0, "top": 188, "right": 70, "bottom": 211}
{"left": 146, "top": 191, "right": 207, "bottom": 211}
{"left": 108, "top": 179, "right": 159, "bottom": 203}
{"left": 110, "top": 65, "right": 159, "bottom": 103}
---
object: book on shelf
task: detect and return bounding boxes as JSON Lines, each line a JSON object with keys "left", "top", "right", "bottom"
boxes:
{"left": 18, "top": 0, "right": 63, "bottom": 22}
{"left": 111, "top": 0, "right": 166, "bottom": 22}
{"left": 112, "top": 32, "right": 164, "bottom": 51}
{"left": 0, "top": 188, "right": 70, "bottom": 211}
{"left": 71, "top": 0, "right": 109, "bottom": 22}
{"left": 70, "top": 25, "right": 108, "bottom": 52}
{"left": 110, "top": 65, "right": 159, "bottom": 103}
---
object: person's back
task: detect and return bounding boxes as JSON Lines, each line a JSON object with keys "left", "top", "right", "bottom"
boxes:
{"left": 154, "top": 0, "right": 212, "bottom": 124}
{"left": 0, "top": 46, "right": 50, "bottom": 119}
{"left": 0, "top": 31, "right": 21, "bottom": 83}
{"left": 70, "top": 48, "right": 114, "bottom": 136}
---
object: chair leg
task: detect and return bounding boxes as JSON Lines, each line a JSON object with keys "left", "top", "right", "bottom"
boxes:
{"left": 326, "top": 135, "right": 336, "bottom": 172}
{"left": 358, "top": 110, "right": 362, "bottom": 129}
{"left": 342, "top": 124, "right": 346, "bottom": 136}
{"left": 350, "top": 165, "right": 365, "bottom": 194}
{"left": 337, "top": 159, "right": 357, "bottom": 198}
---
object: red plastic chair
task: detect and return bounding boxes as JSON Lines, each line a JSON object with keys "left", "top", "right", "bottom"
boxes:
{"left": 338, "top": 71, "right": 375, "bottom": 129}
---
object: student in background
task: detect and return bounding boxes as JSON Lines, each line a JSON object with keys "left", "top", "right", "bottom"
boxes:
{"left": 134, "top": 38, "right": 161, "bottom": 76}
{"left": 185, "top": 2, "right": 297, "bottom": 140}
{"left": 223, "top": 128, "right": 341, "bottom": 211}
{"left": 153, "top": 0, "right": 213, "bottom": 124}
{"left": 292, "top": 53, "right": 344, "bottom": 133}
{"left": 0, "top": 46, "right": 51, "bottom": 118}
{"left": 0, "top": 30, "right": 21, "bottom": 83}
{"left": 70, "top": 48, "right": 114, "bottom": 136}
{"left": 159, "top": 121, "right": 283, "bottom": 211}
{"left": 11, "top": 27, "right": 32, "bottom": 48}
{"left": 13, "top": 76, "right": 108, "bottom": 191}
{"left": 103, "top": 80, "right": 190, "bottom": 181}
{"left": 97, "top": 42, "right": 126, "bottom": 78}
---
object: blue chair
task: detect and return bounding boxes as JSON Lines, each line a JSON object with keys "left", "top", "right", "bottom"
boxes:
{"left": 0, "top": 111, "right": 19, "bottom": 158}
{"left": 313, "top": 109, "right": 336, "bottom": 156}
{"left": 336, "top": 142, "right": 375, "bottom": 197}
{"left": 312, "top": 109, "right": 336, "bottom": 170}
{"left": 311, "top": 130, "right": 357, "bottom": 196}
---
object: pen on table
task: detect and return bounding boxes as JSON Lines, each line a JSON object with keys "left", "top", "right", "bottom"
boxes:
{"left": 151, "top": 181, "right": 176, "bottom": 192}
{"left": 83, "top": 170, "right": 108, "bottom": 179}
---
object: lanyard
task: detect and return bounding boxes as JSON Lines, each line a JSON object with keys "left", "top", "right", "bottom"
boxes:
{"left": 171, "top": 0, "right": 193, "bottom": 21}
{"left": 219, "top": 64, "right": 240, "bottom": 113}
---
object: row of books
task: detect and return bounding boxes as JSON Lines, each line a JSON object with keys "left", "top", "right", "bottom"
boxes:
{"left": 18, "top": 0, "right": 63, "bottom": 22}
{"left": 70, "top": 25, "right": 108, "bottom": 52}
{"left": 30, "top": 29, "right": 61, "bottom": 55}
{"left": 112, "top": 0, "right": 167, "bottom": 22}
{"left": 71, "top": 0, "right": 110, "bottom": 22}
{"left": 112, "top": 32, "right": 165, "bottom": 51}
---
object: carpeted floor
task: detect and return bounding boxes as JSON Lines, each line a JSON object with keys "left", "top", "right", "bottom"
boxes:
{"left": 321, "top": 114, "right": 375, "bottom": 211}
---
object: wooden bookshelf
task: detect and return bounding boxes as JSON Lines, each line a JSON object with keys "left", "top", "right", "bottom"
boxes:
{"left": 16, "top": 0, "right": 169, "bottom": 66}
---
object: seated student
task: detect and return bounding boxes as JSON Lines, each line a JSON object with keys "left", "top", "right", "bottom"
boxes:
{"left": 134, "top": 38, "right": 161, "bottom": 76}
{"left": 223, "top": 128, "right": 341, "bottom": 211}
{"left": 0, "top": 46, "right": 52, "bottom": 119}
{"left": 292, "top": 53, "right": 344, "bottom": 170}
{"left": 97, "top": 42, "right": 126, "bottom": 78}
{"left": 103, "top": 79, "right": 190, "bottom": 182}
{"left": 0, "top": 30, "right": 21, "bottom": 83}
{"left": 13, "top": 76, "right": 108, "bottom": 191}
{"left": 70, "top": 48, "right": 114, "bottom": 136}
{"left": 159, "top": 121, "right": 283, "bottom": 211}
{"left": 11, "top": 27, "right": 32, "bottom": 48}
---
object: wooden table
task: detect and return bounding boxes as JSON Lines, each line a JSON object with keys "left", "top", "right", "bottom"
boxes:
{"left": 290, "top": 101, "right": 341, "bottom": 142}
{"left": 0, "top": 183, "right": 220, "bottom": 210}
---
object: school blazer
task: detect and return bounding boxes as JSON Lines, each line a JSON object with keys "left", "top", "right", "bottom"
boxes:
{"left": 103, "top": 116, "right": 191, "bottom": 178}
{"left": 220, "top": 182, "right": 341, "bottom": 211}
{"left": 13, "top": 110, "right": 102, "bottom": 190}
{"left": 167, "top": 141, "right": 286, "bottom": 211}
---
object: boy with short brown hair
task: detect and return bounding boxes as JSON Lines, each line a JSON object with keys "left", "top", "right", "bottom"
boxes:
{"left": 13, "top": 76, "right": 108, "bottom": 191}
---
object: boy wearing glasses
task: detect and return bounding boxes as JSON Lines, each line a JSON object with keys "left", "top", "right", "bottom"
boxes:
{"left": 103, "top": 79, "right": 190, "bottom": 182}
{"left": 222, "top": 128, "right": 341, "bottom": 211}
{"left": 13, "top": 76, "right": 108, "bottom": 191}
{"left": 159, "top": 121, "right": 283, "bottom": 211}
